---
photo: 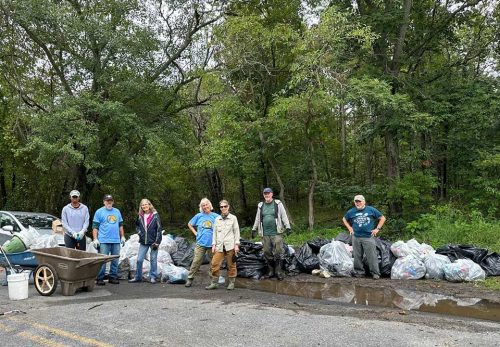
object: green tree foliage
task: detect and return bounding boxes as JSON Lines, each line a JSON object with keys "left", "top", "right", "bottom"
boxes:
{"left": 0, "top": 0, "right": 497, "bottom": 234}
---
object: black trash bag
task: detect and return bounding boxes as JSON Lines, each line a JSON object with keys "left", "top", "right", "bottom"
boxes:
{"left": 307, "top": 238, "right": 330, "bottom": 253}
{"left": 480, "top": 252, "right": 500, "bottom": 276}
{"left": 335, "top": 232, "right": 352, "bottom": 245}
{"left": 436, "top": 244, "right": 488, "bottom": 264}
{"left": 361, "top": 238, "right": 396, "bottom": 277}
{"left": 178, "top": 243, "right": 197, "bottom": 268}
{"left": 236, "top": 240, "right": 266, "bottom": 279}
{"left": 376, "top": 238, "right": 396, "bottom": 277}
{"left": 296, "top": 243, "right": 320, "bottom": 273}
{"left": 171, "top": 237, "right": 191, "bottom": 266}
{"left": 283, "top": 244, "right": 300, "bottom": 276}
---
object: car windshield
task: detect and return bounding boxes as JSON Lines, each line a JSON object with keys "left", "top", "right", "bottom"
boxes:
{"left": 13, "top": 213, "right": 55, "bottom": 229}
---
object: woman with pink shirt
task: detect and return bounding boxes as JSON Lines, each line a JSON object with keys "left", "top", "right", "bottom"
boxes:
{"left": 129, "top": 198, "right": 163, "bottom": 284}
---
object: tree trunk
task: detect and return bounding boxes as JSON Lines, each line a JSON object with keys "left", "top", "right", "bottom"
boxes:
{"left": 385, "top": 130, "right": 402, "bottom": 215}
{"left": 340, "top": 103, "right": 347, "bottom": 177}
{"left": 205, "top": 168, "right": 223, "bottom": 206}
{"left": 307, "top": 140, "right": 318, "bottom": 231}
{"left": 366, "top": 137, "right": 374, "bottom": 186}
{"left": 0, "top": 163, "right": 6, "bottom": 208}
{"left": 268, "top": 157, "right": 293, "bottom": 225}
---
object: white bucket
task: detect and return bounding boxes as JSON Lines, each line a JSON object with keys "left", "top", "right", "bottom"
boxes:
{"left": 7, "top": 272, "right": 29, "bottom": 300}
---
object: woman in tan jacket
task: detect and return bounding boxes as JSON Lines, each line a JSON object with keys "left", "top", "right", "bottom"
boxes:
{"left": 206, "top": 200, "right": 240, "bottom": 290}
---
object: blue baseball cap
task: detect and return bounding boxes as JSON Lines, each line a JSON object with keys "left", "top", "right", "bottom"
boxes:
{"left": 263, "top": 188, "right": 273, "bottom": 194}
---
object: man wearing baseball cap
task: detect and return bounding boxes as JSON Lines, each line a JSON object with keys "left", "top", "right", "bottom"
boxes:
{"left": 251, "top": 188, "right": 291, "bottom": 280}
{"left": 61, "top": 190, "right": 89, "bottom": 250}
{"left": 92, "top": 194, "right": 126, "bottom": 285}
{"left": 342, "top": 195, "right": 386, "bottom": 279}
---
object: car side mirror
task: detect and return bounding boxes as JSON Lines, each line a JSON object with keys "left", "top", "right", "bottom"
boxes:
{"left": 2, "top": 225, "right": 14, "bottom": 233}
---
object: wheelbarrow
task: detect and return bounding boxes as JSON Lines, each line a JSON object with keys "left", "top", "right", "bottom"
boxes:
{"left": 30, "top": 247, "right": 119, "bottom": 296}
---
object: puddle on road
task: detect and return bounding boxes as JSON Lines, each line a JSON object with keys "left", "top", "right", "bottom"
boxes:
{"left": 236, "top": 278, "right": 500, "bottom": 322}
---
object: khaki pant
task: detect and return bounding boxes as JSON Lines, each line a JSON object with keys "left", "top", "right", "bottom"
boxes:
{"left": 188, "top": 244, "right": 213, "bottom": 279}
{"left": 263, "top": 235, "right": 285, "bottom": 261}
{"left": 210, "top": 249, "right": 237, "bottom": 278}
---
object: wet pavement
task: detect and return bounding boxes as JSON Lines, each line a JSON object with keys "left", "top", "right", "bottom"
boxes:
{"left": 235, "top": 277, "right": 500, "bottom": 322}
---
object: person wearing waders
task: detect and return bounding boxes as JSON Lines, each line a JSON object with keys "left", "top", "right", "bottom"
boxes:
{"left": 342, "top": 195, "right": 386, "bottom": 279}
{"left": 251, "top": 188, "right": 291, "bottom": 281}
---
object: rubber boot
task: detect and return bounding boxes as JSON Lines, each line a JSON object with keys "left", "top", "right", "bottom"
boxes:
{"left": 275, "top": 259, "right": 284, "bottom": 281}
{"left": 205, "top": 279, "right": 219, "bottom": 290}
{"left": 185, "top": 278, "right": 193, "bottom": 287}
{"left": 226, "top": 277, "right": 236, "bottom": 290}
{"left": 263, "top": 261, "right": 275, "bottom": 279}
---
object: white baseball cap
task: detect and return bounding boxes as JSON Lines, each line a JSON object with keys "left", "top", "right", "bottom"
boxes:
{"left": 69, "top": 190, "right": 80, "bottom": 197}
{"left": 353, "top": 195, "right": 365, "bottom": 202}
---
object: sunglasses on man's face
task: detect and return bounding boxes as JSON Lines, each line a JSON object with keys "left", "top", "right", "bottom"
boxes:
{"left": 354, "top": 200, "right": 362, "bottom": 203}
{"left": 71, "top": 196, "right": 79, "bottom": 198}
{"left": 220, "top": 205, "right": 229, "bottom": 208}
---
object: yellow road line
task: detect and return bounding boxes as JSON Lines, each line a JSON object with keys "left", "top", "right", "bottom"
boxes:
{"left": 9, "top": 317, "right": 114, "bottom": 347}
{"left": 17, "top": 331, "right": 69, "bottom": 347}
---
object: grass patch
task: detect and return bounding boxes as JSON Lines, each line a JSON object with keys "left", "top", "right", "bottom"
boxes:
{"left": 401, "top": 205, "right": 500, "bottom": 252}
{"left": 481, "top": 277, "right": 500, "bottom": 291}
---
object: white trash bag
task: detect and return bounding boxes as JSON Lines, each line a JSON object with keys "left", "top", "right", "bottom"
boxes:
{"left": 443, "top": 259, "right": 486, "bottom": 282}
{"left": 391, "top": 255, "right": 426, "bottom": 280}
{"left": 157, "top": 250, "right": 173, "bottom": 265}
{"left": 159, "top": 263, "right": 188, "bottom": 284}
{"left": 30, "top": 234, "right": 58, "bottom": 249}
{"left": 318, "top": 241, "right": 353, "bottom": 277}
{"left": 424, "top": 254, "right": 451, "bottom": 280}
{"left": 159, "top": 235, "right": 177, "bottom": 254}
{"left": 390, "top": 240, "right": 411, "bottom": 258}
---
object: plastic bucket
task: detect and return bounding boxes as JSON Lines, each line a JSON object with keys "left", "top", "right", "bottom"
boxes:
{"left": 3, "top": 235, "right": 27, "bottom": 253}
{"left": 7, "top": 272, "right": 29, "bottom": 300}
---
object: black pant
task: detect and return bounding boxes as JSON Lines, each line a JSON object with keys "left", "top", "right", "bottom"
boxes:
{"left": 64, "top": 233, "right": 86, "bottom": 251}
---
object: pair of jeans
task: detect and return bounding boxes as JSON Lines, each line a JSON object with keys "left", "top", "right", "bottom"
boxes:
{"left": 134, "top": 243, "right": 158, "bottom": 280}
{"left": 188, "top": 244, "right": 213, "bottom": 279}
{"left": 211, "top": 249, "right": 237, "bottom": 278}
{"left": 352, "top": 235, "right": 380, "bottom": 276}
{"left": 97, "top": 243, "right": 120, "bottom": 280}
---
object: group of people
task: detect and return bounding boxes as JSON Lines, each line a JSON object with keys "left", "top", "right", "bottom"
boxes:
{"left": 60, "top": 187, "right": 386, "bottom": 289}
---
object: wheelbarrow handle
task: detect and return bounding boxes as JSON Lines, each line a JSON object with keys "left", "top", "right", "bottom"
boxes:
{"left": 75, "top": 255, "right": 119, "bottom": 269}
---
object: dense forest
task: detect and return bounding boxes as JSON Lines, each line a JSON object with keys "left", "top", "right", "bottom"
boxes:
{"left": 0, "top": 0, "right": 498, "bottom": 235}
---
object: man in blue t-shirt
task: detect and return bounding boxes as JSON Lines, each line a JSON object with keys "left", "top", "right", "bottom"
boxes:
{"left": 342, "top": 194, "right": 386, "bottom": 279}
{"left": 92, "top": 194, "right": 126, "bottom": 285}
{"left": 184, "top": 198, "right": 219, "bottom": 287}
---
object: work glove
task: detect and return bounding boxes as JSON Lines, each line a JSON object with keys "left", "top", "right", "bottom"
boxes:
{"left": 120, "top": 236, "right": 126, "bottom": 247}
{"left": 251, "top": 229, "right": 256, "bottom": 239}
{"left": 92, "top": 239, "right": 100, "bottom": 249}
{"left": 151, "top": 243, "right": 158, "bottom": 250}
{"left": 78, "top": 230, "right": 86, "bottom": 240}
{"left": 72, "top": 231, "right": 79, "bottom": 240}
{"left": 285, "top": 228, "right": 292, "bottom": 236}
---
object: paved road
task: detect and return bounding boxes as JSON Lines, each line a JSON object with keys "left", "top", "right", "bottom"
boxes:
{"left": 0, "top": 276, "right": 499, "bottom": 347}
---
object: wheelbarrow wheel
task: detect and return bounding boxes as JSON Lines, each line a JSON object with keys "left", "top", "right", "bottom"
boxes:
{"left": 34, "top": 264, "right": 58, "bottom": 296}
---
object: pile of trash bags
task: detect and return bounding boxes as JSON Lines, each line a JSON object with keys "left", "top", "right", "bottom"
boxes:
{"left": 118, "top": 234, "right": 187, "bottom": 284}
{"left": 389, "top": 238, "right": 490, "bottom": 282}
{"left": 111, "top": 232, "right": 498, "bottom": 284}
